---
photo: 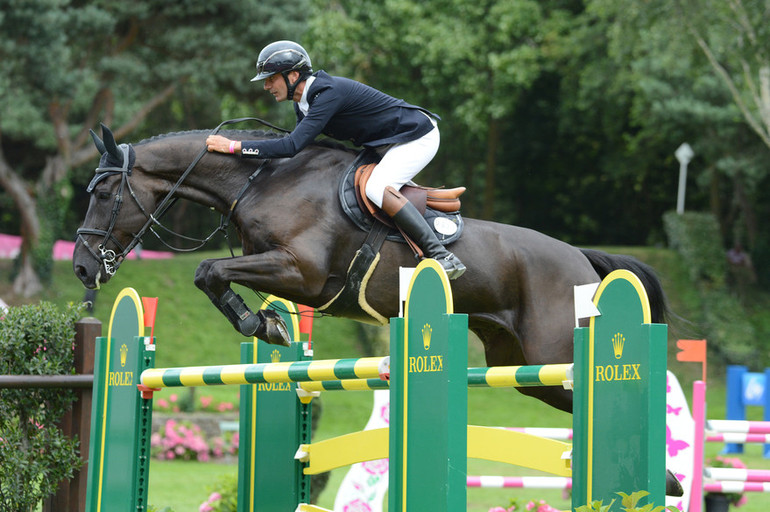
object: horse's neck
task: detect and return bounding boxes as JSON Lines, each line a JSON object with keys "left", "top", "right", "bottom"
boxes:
{"left": 140, "top": 139, "right": 250, "bottom": 213}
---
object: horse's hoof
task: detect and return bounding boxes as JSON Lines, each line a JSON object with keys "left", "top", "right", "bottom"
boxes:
{"left": 665, "top": 469, "right": 683, "bottom": 496}
{"left": 255, "top": 309, "right": 291, "bottom": 346}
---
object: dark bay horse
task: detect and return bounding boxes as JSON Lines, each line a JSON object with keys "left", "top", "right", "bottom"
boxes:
{"left": 73, "top": 125, "right": 668, "bottom": 414}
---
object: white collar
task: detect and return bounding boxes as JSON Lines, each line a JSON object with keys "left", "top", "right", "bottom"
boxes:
{"left": 298, "top": 76, "right": 316, "bottom": 115}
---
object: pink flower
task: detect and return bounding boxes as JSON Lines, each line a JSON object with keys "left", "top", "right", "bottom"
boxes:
{"left": 199, "top": 503, "right": 213, "bottom": 512}
{"left": 489, "top": 508, "right": 508, "bottom": 512}
{"left": 200, "top": 395, "right": 213, "bottom": 408}
{"left": 169, "top": 393, "right": 178, "bottom": 403}
{"left": 156, "top": 398, "right": 169, "bottom": 409}
{"left": 208, "top": 492, "right": 222, "bottom": 502}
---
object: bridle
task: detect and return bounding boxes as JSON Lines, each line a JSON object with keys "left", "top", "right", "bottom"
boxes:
{"left": 76, "top": 118, "right": 284, "bottom": 280}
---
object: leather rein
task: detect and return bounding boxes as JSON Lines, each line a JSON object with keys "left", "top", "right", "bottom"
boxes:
{"left": 76, "top": 117, "right": 286, "bottom": 279}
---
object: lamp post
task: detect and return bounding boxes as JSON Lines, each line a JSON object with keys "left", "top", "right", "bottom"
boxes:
{"left": 675, "top": 143, "right": 694, "bottom": 214}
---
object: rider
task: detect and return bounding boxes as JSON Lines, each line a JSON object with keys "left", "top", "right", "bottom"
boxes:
{"left": 205, "top": 40, "right": 466, "bottom": 280}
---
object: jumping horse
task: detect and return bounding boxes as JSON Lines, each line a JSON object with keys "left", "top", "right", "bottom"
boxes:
{"left": 73, "top": 124, "right": 669, "bottom": 415}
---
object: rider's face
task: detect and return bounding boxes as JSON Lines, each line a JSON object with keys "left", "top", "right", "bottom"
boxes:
{"left": 263, "top": 74, "right": 288, "bottom": 102}
{"left": 264, "top": 72, "right": 301, "bottom": 102}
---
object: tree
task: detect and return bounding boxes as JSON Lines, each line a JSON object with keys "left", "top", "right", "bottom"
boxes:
{"left": 0, "top": 0, "right": 306, "bottom": 296}
{"left": 307, "top": 0, "right": 554, "bottom": 220}
{"left": 675, "top": 0, "right": 770, "bottom": 150}
{"left": 580, "top": 0, "right": 770, "bottom": 258}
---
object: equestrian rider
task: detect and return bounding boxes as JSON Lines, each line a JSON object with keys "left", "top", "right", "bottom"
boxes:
{"left": 205, "top": 40, "right": 466, "bottom": 280}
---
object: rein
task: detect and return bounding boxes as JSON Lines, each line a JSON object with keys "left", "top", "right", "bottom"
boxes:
{"left": 77, "top": 117, "right": 282, "bottom": 278}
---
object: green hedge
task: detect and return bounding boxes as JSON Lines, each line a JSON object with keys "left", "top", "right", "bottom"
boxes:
{"left": 0, "top": 302, "right": 84, "bottom": 511}
{"left": 663, "top": 211, "right": 761, "bottom": 366}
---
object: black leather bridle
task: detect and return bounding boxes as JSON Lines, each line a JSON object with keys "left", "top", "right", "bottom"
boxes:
{"left": 76, "top": 118, "right": 283, "bottom": 281}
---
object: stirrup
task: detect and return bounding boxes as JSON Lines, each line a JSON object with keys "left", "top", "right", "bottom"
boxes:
{"left": 436, "top": 253, "right": 466, "bottom": 280}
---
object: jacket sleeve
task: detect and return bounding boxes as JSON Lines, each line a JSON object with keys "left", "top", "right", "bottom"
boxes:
{"left": 241, "top": 85, "right": 343, "bottom": 159}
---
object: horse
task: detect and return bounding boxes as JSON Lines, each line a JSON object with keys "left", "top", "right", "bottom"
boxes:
{"left": 73, "top": 124, "right": 669, "bottom": 415}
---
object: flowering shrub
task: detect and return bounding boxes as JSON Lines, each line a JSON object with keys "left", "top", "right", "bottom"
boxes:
{"left": 209, "top": 431, "right": 239, "bottom": 459}
{"left": 154, "top": 391, "right": 237, "bottom": 413}
{"left": 199, "top": 477, "right": 238, "bottom": 512}
{"left": 490, "top": 498, "right": 563, "bottom": 512}
{"left": 152, "top": 419, "right": 211, "bottom": 461}
{"left": 151, "top": 419, "right": 238, "bottom": 461}
{"left": 707, "top": 456, "right": 748, "bottom": 507}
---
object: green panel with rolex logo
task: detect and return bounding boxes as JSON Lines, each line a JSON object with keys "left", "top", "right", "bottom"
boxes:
{"left": 389, "top": 259, "right": 468, "bottom": 512}
{"left": 85, "top": 288, "right": 154, "bottom": 512}
{"left": 572, "top": 270, "right": 667, "bottom": 511}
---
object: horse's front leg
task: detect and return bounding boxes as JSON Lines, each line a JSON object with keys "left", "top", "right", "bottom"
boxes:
{"left": 193, "top": 250, "right": 324, "bottom": 345}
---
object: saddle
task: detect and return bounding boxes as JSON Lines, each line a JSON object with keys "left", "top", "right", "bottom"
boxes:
{"left": 339, "top": 150, "right": 465, "bottom": 245}
{"left": 354, "top": 163, "right": 466, "bottom": 228}
{"left": 321, "top": 149, "right": 466, "bottom": 325}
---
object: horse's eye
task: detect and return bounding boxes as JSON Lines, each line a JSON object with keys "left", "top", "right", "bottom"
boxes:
{"left": 97, "top": 191, "right": 111, "bottom": 201}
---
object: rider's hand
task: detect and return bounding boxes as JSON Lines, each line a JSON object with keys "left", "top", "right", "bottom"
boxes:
{"left": 206, "top": 135, "right": 239, "bottom": 154}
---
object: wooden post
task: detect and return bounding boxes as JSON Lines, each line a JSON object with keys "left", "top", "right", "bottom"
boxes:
{"left": 43, "top": 317, "right": 100, "bottom": 512}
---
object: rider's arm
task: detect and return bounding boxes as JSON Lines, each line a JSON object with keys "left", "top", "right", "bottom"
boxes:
{"left": 239, "top": 85, "right": 344, "bottom": 159}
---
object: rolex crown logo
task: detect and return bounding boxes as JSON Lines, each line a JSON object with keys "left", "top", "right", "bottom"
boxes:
{"left": 270, "top": 349, "right": 281, "bottom": 363}
{"left": 422, "top": 323, "right": 432, "bottom": 350}
{"left": 120, "top": 344, "right": 128, "bottom": 367}
{"left": 612, "top": 333, "right": 625, "bottom": 359}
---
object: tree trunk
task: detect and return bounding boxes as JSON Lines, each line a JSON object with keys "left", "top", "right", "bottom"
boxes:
{"left": 13, "top": 253, "right": 43, "bottom": 297}
{"left": 0, "top": 148, "right": 43, "bottom": 297}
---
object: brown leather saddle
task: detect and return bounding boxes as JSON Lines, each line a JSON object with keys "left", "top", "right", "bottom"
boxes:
{"left": 353, "top": 163, "right": 466, "bottom": 229}
{"left": 323, "top": 151, "right": 466, "bottom": 324}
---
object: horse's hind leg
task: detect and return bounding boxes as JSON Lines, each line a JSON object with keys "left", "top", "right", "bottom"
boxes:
{"left": 194, "top": 258, "right": 290, "bottom": 346}
{"left": 473, "top": 321, "right": 574, "bottom": 413}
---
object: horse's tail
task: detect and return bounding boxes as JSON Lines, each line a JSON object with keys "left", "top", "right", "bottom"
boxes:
{"left": 579, "top": 248, "right": 669, "bottom": 324}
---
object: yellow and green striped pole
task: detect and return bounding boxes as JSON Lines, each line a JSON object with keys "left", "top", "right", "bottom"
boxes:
{"left": 140, "top": 356, "right": 385, "bottom": 388}
{"left": 297, "top": 363, "right": 573, "bottom": 392}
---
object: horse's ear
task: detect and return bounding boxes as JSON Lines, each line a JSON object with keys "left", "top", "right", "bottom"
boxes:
{"left": 100, "top": 123, "right": 123, "bottom": 161}
{"left": 89, "top": 129, "right": 106, "bottom": 155}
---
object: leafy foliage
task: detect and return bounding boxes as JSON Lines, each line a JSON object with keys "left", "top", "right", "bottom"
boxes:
{"left": 0, "top": 301, "right": 85, "bottom": 511}
{"left": 574, "top": 490, "right": 678, "bottom": 512}
{"left": 663, "top": 211, "right": 759, "bottom": 365}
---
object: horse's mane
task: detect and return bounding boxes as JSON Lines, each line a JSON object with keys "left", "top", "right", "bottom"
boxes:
{"left": 137, "top": 129, "right": 356, "bottom": 153}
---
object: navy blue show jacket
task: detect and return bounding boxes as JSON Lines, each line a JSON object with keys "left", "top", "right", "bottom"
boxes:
{"left": 241, "top": 71, "right": 438, "bottom": 159}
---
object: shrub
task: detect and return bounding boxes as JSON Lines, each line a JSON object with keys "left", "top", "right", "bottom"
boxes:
{"left": 150, "top": 419, "right": 239, "bottom": 461}
{"left": 0, "top": 302, "right": 85, "bottom": 512}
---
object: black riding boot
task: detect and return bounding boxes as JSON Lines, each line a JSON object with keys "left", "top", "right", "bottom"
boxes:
{"left": 382, "top": 186, "right": 466, "bottom": 280}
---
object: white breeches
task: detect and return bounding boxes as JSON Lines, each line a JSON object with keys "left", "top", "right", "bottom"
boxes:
{"left": 364, "top": 120, "right": 440, "bottom": 208}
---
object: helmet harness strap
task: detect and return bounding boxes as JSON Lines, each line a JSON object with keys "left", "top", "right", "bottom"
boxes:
{"left": 282, "top": 70, "right": 309, "bottom": 101}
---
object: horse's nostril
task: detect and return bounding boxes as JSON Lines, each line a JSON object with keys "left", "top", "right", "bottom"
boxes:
{"left": 75, "top": 265, "right": 88, "bottom": 279}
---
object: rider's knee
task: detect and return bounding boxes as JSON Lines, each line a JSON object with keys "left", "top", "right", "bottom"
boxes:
{"left": 365, "top": 180, "right": 386, "bottom": 209}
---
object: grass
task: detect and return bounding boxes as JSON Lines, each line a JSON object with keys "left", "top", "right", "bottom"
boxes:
{"left": 2, "top": 247, "right": 770, "bottom": 511}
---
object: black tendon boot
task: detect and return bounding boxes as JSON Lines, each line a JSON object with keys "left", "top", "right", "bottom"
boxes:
{"left": 217, "top": 289, "right": 291, "bottom": 346}
{"left": 382, "top": 186, "right": 466, "bottom": 280}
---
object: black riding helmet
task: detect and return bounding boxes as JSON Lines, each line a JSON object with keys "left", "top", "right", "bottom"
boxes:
{"left": 251, "top": 40, "right": 313, "bottom": 100}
